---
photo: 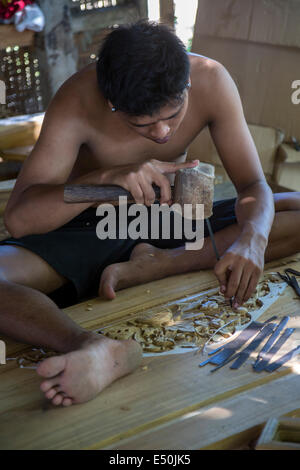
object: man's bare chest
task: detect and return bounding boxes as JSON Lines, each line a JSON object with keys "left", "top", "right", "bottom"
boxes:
{"left": 68, "top": 118, "right": 202, "bottom": 181}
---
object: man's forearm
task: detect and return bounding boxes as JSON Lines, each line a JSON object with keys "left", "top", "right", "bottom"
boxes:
{"left": 5, "top": 169, "right": 107, "bottom": 238}
{"left": 235, "top": 180, "right": 275, "bottom": 246}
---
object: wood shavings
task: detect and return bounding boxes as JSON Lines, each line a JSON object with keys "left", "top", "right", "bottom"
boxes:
{"left": 8, "top": 348, "right": 59, "bottom": 369}
{"left": 137, "top": 310, "right": 174, "bottom": 327}
{"left": 102, "top": 274, "right": 287, "bottom": 356}
{"left": 103, "top": 292, "right": 250, "bottom": 355}
{"left": 196, "top": 319, "right": 236, "bottom": 355}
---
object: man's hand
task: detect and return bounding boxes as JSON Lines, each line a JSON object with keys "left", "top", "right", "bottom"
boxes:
{"left": 100, "top": 159, "right": 199, "bottom": 206}
{"left": 214, "top": 232, "right": 268, "bottom": 308}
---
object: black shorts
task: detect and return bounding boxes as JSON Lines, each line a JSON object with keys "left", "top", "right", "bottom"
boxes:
{"left": 0, "top": 198, "right": 237, "bottom": 307}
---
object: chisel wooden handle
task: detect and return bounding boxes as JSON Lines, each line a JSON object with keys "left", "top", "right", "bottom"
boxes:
{"left": 64, "top": 184, "right": 170, "bottom": 205}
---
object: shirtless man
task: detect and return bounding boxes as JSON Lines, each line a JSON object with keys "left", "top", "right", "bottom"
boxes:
{"left": 0, "top": 21, "right": 299, "bottom": 406}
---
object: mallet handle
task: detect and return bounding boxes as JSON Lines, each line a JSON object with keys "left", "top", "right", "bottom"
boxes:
{"left": 64, "top": 184, "right": 173, "bottom": 205}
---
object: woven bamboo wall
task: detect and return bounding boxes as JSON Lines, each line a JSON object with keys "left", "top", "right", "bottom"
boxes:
{"left": 0, "top": 45, "right": 43, "bottom": 118}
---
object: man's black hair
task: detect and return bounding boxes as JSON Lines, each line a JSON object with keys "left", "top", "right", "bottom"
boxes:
{"left": 96, "top": 21, "right": 190, "bottom": 116}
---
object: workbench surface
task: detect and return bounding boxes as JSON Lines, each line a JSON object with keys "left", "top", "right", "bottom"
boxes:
{"left": 0, "top": 254, "right": 299, "bottom": 450}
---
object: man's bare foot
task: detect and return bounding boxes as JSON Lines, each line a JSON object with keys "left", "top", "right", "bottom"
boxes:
{"left": 37, "top": 334, "right": 142, "bottom": 406}
{"left": 98, "top": 243, "right": 177, "bottom": 300}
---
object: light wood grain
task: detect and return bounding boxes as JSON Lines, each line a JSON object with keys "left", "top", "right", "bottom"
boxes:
{"left": 159, "top": 0, "right": 175, "bottom": 27}
{"left": 0, "top": 256, "right": 299, "bottom": 450}
{"left": 0, "top": 122, "right": 40, "bottom": 150}
{"left": 106, "top": 375, "right": 300, "bottom": 450}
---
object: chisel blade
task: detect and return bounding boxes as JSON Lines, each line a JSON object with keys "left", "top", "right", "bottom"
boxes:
{"left": 265, "top": 345, "right": 300, "bottom": 372}
{"left": 199, "top": 317, "right": 277, "bottom": 368}
{"left": 255, "top": 327, "right": 295, "bottom": 372}
{"left": 230, "top": 323, "right": 276, "bottom": 370}
{"left": 253, "top": 316, "right": 290, "bottom": 370}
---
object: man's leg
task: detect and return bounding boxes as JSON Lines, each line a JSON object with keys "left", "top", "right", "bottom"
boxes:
{"left": 99, "top": 192, "right": 300, "bottom": 299}
{"left": 0, "top": 245, "right": 142, "bottom": 406}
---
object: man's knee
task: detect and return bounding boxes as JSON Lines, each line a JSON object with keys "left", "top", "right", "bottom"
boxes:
{"left": 0, "top": 245, "right": 67, "bottom": 293}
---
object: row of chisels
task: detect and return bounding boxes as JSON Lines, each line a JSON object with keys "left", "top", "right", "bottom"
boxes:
{"left": 199, "top": 315, "right": 300, "bottom": 373}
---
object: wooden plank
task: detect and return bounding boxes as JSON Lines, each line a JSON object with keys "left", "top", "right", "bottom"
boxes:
{"left": 0, "top": 122, "right": 40, "bottom": 150}
{"left": 0, "top": 340, "right": 293, "bottom": 450}
{"left": 63, "top": 270, "right": 218, "bottom": 330}
{"left": 1, "top": 253, "right": 294, "bottom": 356}
{"left": 191, "top": 36, "right": 300, "bottom": 141}
{"left": 0, "top": 25, "right": 35, "bottom": 49}
{"left": 64, "top": 254, "right": 300, "bottom": 330}
{"left": 249, "top": 0, "right": 300, "bottom": 49}
{"left": 106, "top": 375, "right": 300, "bottom": 450}
{"left": 193, "top": 0, "right": 252, "bottom": 42}
{"left": 193, "top": 0, "right": 300, "bottom": 49}
{"left": 0, "top": 257, "right": 299, "bottom": 450}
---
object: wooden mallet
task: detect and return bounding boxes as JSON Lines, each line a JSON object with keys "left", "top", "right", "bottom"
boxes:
{"left": 64, "top": 162, "right": 219, "bottom": 257}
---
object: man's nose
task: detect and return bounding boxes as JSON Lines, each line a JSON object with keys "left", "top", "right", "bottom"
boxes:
{"left": 150, "top": 122, "right": 170, "bottom": 139}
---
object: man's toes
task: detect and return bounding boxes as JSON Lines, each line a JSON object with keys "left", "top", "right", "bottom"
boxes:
{"left": 40, "top": 377, "right": 60, "bottom": 393}
{"left": 36, "top": 355, "right": 66, "bottom": 378}
{"left": 99, "top": 266, "right": 119, "bottom": 299}
{"left": 130, "top": 242, "right": 155, "bottom": 260}
{"left": 62, "top": 397, "right": 73, "bottom": 407}
{"left": 52, "top": 393, "right": 64, "bottom": 406}
{"left": 45, "top": 387, "right": 59, "bottom": 400}
{"left": 101, "top": 280, "right": 116, "bottom": 300}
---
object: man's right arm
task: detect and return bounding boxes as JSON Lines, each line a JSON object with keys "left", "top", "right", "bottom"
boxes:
{"left": 4, "top": 89, "right": 105, "bottom": 238}
{"left": 4, "top": 86, "right": 199, "bottom": 238}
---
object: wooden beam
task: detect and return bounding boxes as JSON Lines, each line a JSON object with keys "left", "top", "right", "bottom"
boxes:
{"left": 134, "top": 0, "right": 148, "bottom": 19}
{"left": 71, "top": 4, "right": 141, "bottom": 34}
{"left": 0, "top": 25, "right": 35, "bottom": 49}
{"left": 159, "top": 0, "right": 175, "bottom": 28}
{"left": 35, "top": 0, "right": 78, "bottom": 106}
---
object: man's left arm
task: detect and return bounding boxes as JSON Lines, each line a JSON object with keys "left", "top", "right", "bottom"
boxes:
{"left": 207, "top": 62, "right": 275, "bottom": 306}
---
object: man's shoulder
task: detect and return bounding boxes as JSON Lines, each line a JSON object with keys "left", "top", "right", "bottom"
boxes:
{"left": 52, "top": 63, "right": 104, "bottom": 120}
{"left": 188, "top": 54, "right": 233, "bottom": 118}
{"left": 189, "top": 53, "right": 227, "bottom": 85}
